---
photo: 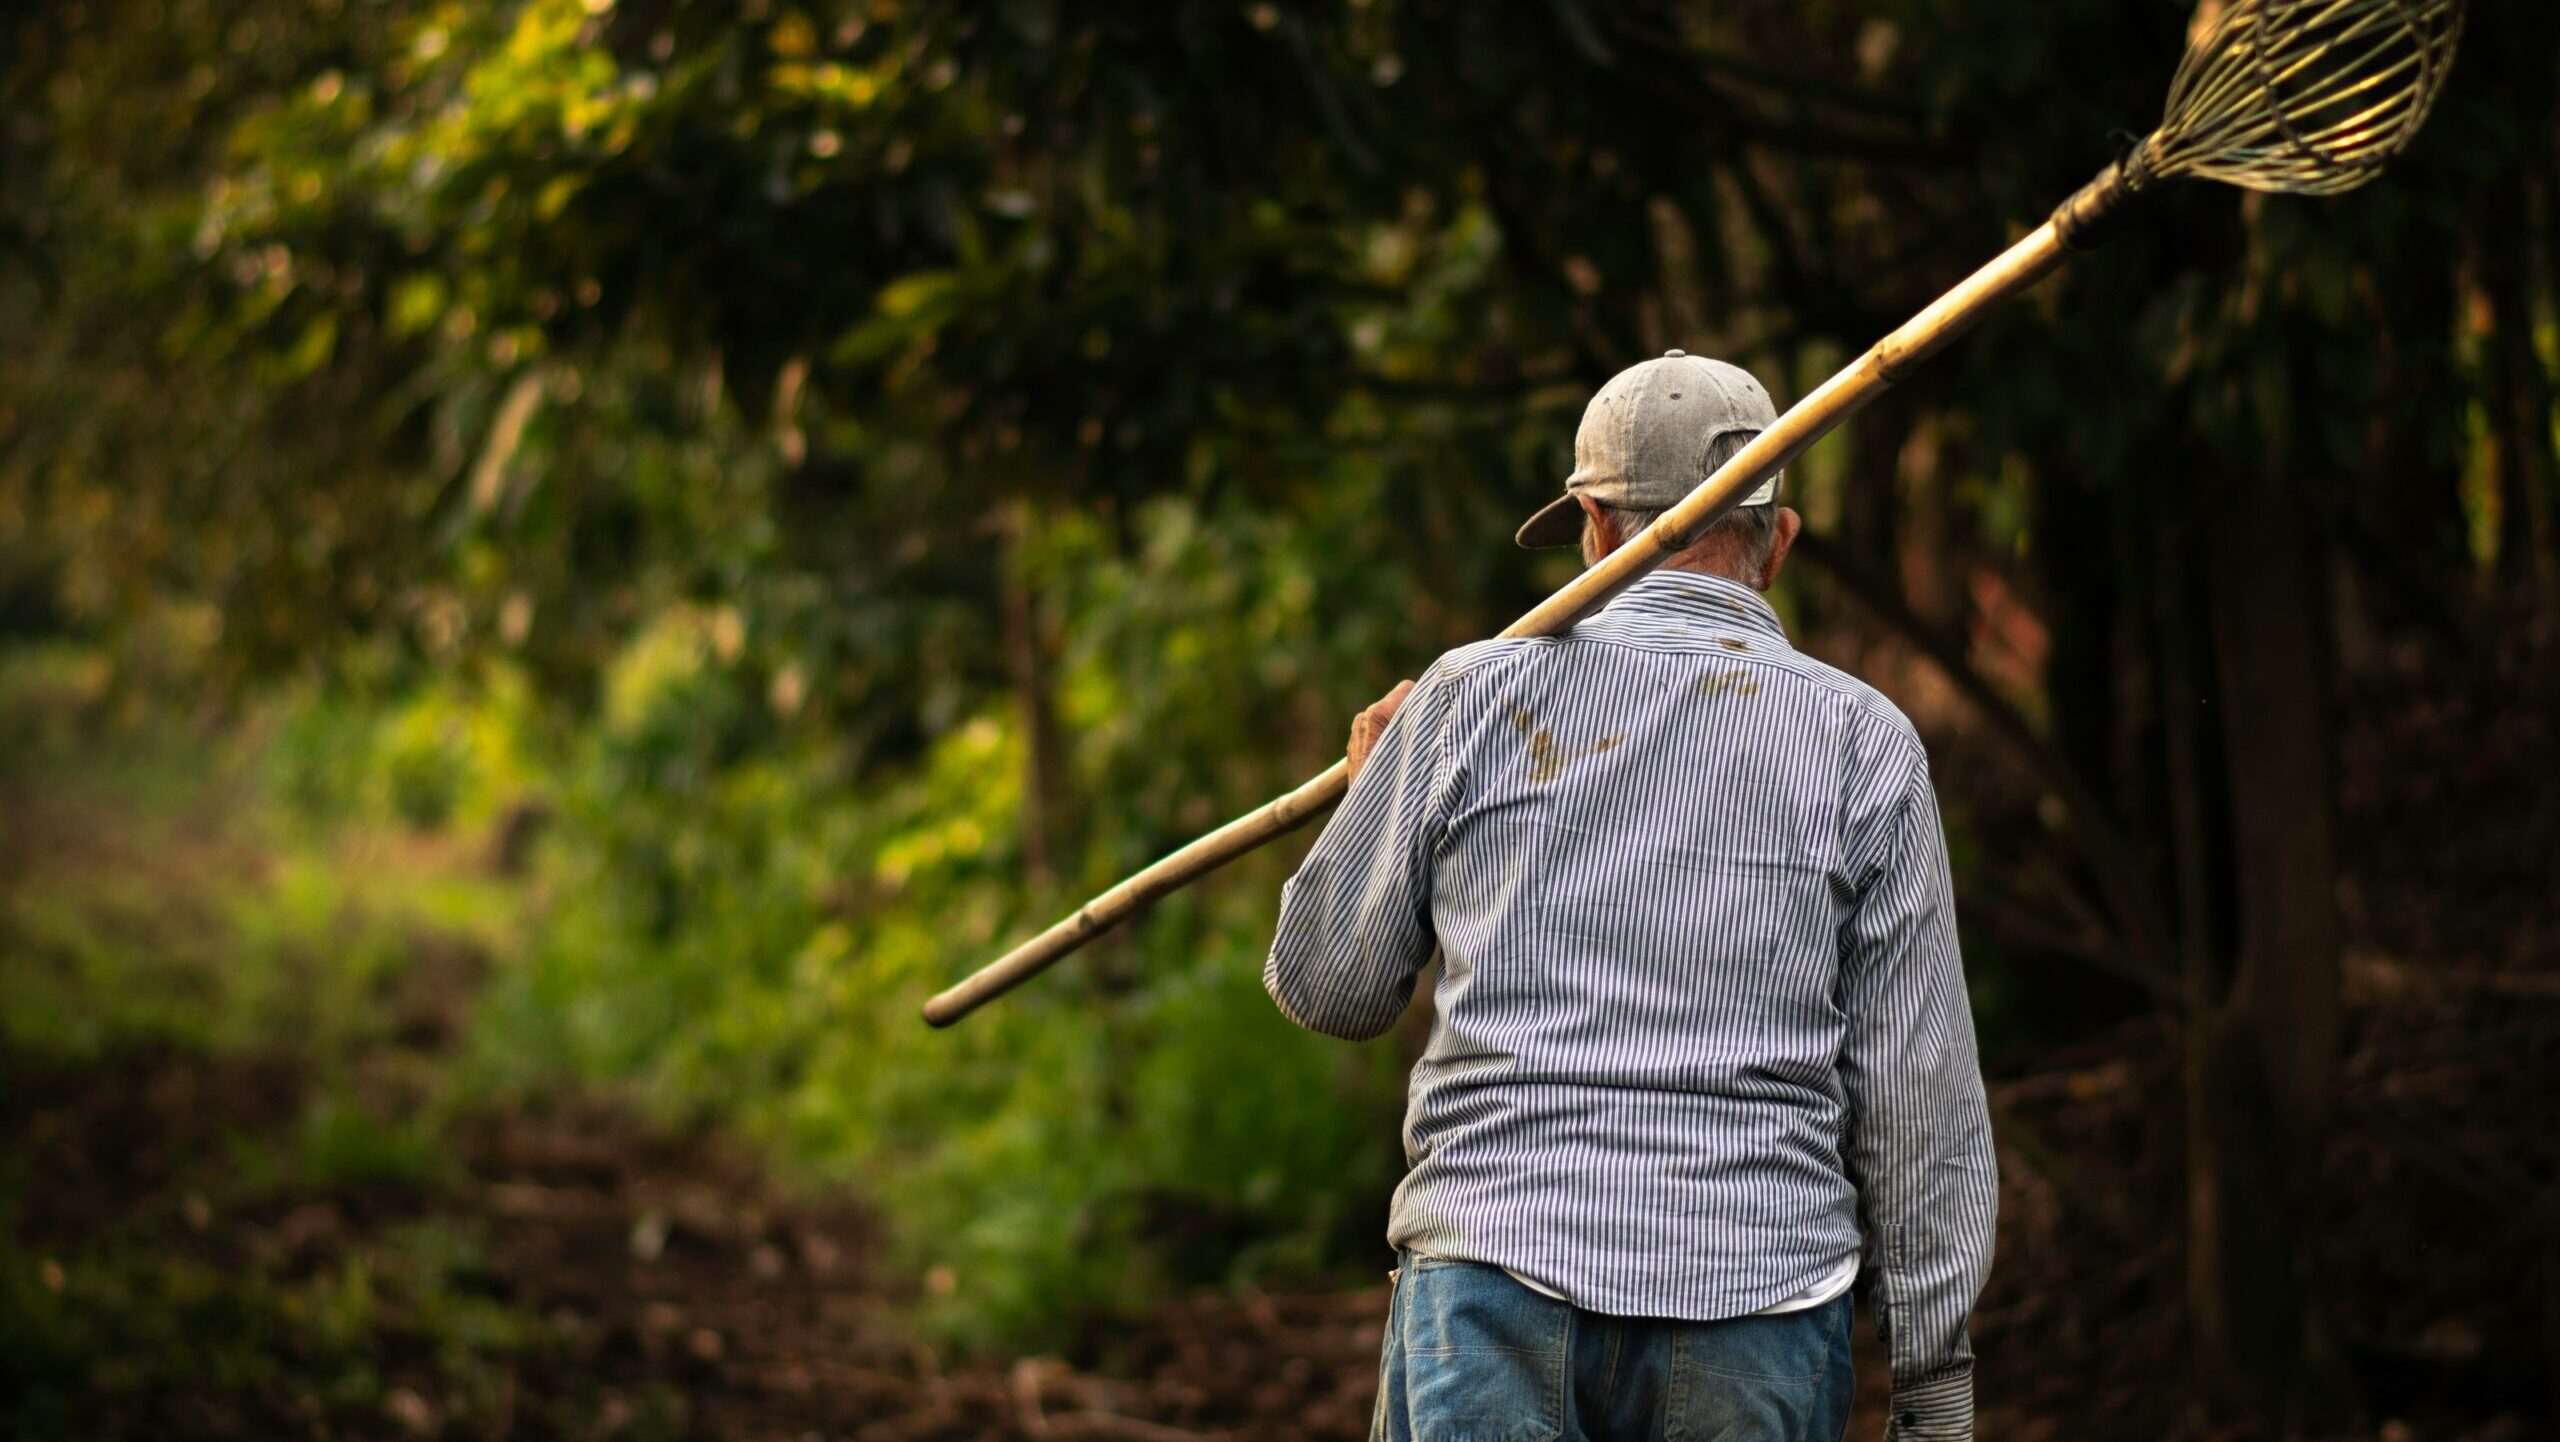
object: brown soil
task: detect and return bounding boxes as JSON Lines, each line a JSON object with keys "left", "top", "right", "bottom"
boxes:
{"left": 19, "top": 1021, "right": 2523, "bottom": 1442}
{"left": 4, "top": 1036, "right": 1397, "bottom": 1442}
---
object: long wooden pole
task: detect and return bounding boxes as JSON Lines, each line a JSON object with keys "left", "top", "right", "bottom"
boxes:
{"left": 925, "top": 193, "right": 2112, "bottom": 1028}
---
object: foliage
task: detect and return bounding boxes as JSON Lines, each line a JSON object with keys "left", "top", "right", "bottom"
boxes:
{"left": 457, "top": 490, "right": 1416, "bottom": 1341}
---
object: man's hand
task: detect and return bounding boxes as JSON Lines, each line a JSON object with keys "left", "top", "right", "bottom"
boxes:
{"left": 1345, "top": 680, "right": 1415, "bottom": 785}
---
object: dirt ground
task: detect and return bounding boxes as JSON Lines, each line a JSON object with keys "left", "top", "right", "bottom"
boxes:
{"left": 7, "top": 999, "right": 2543, "bottom": 1442}
{"left": 3, "top": 1025, "right": 1380, "bottom": 1441}
{"left": 7, "top": 1032, "right": 1903, "bottom": 1442}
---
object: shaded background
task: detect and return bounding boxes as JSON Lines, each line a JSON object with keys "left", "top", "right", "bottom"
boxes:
{"left": 3, "top": 1, "right": 2555, "bottom": 1439}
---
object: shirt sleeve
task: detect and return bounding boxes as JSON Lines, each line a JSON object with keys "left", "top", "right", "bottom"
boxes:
{"left": 1836, "top": 748, "right": 1999, "bottom": 1442}
{"left": 1262, "top": 660, "right": 1460, "bottom": 1041}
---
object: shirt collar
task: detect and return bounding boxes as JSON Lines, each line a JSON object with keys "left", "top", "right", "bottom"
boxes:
{"left": 1602, "top": 568, "right": 1790, "bottom": 642}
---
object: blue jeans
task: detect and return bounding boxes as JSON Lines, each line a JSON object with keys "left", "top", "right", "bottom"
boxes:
{"left": 1373, "top": 1252, "right": 1854, "bottom": 1442}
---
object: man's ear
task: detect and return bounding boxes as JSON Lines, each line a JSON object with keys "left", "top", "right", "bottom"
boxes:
{"left": 1576, "top": 494, "right": 1618, "bottom": 561}
{"left": 1758, "top": 507, "right": 1803, "bottom": 590}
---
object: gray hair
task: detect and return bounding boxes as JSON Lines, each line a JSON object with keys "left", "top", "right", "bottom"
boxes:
{"left": 1584, "top": 430, "right": 1784, "bottom": 584}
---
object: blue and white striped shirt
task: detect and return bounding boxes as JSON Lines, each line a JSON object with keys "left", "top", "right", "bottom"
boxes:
{"left": 1265, "top": 569, "right": 1996, "bottom": 1440}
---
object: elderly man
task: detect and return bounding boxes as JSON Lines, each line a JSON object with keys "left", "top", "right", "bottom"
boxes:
{"left": 1264, "top": 352, "right": 1996, "bottom": 1442}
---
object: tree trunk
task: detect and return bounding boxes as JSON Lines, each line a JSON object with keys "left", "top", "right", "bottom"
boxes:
{"left": 1895, "top": 413, "right": 1960, "bottom": 631}
{"left": 2187, "top": 459, "right": 2349, "bottom": 1434}
{"left": 2473, "top": 222, "right": 2558, "bottom": 600}
{"left": 1838, "top": 393, "right": 1913, "bottom": 582}
{"left": 2034, "top": 464, "right": 2120, "bottom": 818}
{"left": 1001, "top": 498, "right": 1069, "bottom": 889}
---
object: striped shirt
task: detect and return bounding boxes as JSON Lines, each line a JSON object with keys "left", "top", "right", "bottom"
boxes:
{"left": 1265, "top": 569, "right": 1996, "bottom": 1441}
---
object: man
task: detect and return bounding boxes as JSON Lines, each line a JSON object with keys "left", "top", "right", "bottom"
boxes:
{"left": 1264, "top": 351, "right": 1996, "bottom": 1442}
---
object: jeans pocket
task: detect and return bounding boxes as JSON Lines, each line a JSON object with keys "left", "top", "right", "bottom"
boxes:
{"left": 1665, "top": 1364, "right": 1823, "bottom": 1442}
{"left": 1665, "top": 1303, "right": 1850, "bottom": 1442}
{"left": 1394, "top": 1260, "right": 1566, "bottom": 1442}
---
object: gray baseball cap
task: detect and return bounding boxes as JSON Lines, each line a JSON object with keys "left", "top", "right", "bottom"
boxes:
{"left": 1515, "top": 349, "right": 1783, "bottom": 549}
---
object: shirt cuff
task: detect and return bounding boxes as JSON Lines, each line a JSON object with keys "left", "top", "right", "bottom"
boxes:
{"left": 1885, "top": 1369, "right": 1973, "bottom": 1441}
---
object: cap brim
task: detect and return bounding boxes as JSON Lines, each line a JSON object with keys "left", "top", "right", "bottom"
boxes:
{"left": 1515, "top": 492, "right": 1585, "bottom": 549}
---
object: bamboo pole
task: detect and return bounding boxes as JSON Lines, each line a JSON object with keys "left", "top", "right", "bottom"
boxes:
{"left": 922, "top": 213, "right": 2085, "bottom": 1028}
{"left": 921, "top": 761, "right": 1354, "bottom": 1025}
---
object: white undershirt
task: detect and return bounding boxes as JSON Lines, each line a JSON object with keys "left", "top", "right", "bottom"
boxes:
{"left": 1498, "top": 1250, "right": 1858, "bottom": 1315}
{"left": 1737, "top": 1250, "right": 1860, "bottom": 1315}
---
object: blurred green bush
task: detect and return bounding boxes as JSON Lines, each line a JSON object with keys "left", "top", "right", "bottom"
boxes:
{"left": 214, "top": 491, "right": 1417, "bottom": 1349}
